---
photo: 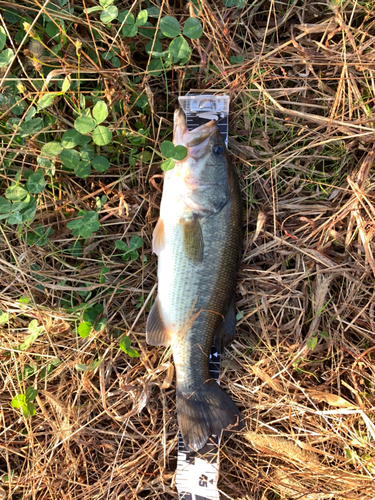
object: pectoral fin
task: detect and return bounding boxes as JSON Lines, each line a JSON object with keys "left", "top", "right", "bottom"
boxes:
{"left": 152, "top": 218, "right": 165, "bottom": 255}
{"left": 213, "top": 296, "right": 237, "bottom": 350}
{"left": 146, "top": 297, "right": 170, "bottom": 346}
{"left": 182, "top": 217, "right": 204, "bottom": 264}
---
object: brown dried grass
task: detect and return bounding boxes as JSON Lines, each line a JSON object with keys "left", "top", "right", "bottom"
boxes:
{"left": 1, "top": 0, "right": 375, "bottom": 498}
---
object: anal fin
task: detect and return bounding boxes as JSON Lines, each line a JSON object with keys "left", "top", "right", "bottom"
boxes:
{"left": 213, "top": 296, "right": 237, "bottom": 350}
{"left": 146, "top": 297, "right": 170, "bottom": 346}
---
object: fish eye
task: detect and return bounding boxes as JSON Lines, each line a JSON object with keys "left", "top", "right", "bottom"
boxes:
{"left": 212, "top": 144, "right": 224, "bottom": 156}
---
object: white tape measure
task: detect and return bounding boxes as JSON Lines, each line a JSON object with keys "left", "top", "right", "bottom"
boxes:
{"left": 176, "top": 94, "right": 230, "bottom": 500}
{"left": 176, "top": 347, "right": 221, "bottom": 500}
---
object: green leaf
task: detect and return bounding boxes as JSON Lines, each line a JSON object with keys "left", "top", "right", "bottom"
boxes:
{"left": 92, "top": 101, "right": 108, "bottom": 124}
{"left": 9, "top": 98, "right": 24, "bottom": 116}
{"left": 173, "top": 145, "right": 188, "bottom": 161}
{"left": 183, "top": 18, "right": 203, "bottom": 39}
{"left": 119, "top": 336, "right": 139, "bottom": 358}
{"left": 19, "top": 118, "right": 43, "bottom": 137}
{"left": 60, "top": 148, "right": 80, "bottom": 170}
{"left": 75, "top": 161, "right": 91, "bottom": 178}
{"left": 0, "top": 26, "right": 6, "bottom": 51}
{"left": 92, "top": 126, "right": 112, "bottom": 145}
{"left": 21, "top": 196, "right": 37, "bottom": 223}
{"left": 4, "top": 8, "right": 21, "bottom": 23}
{"left": 111, "top": 56, "right": 120, "bottom": 67}
{"left": 46, "top": 21, "right": 60, "bottom": 39}
{"left": 102, "top": 50, "right": 114, "bottom": 61}
{"left": 40, "top": 358, "right": 60, "bottom": 379}
{"left": 0, "top": 197, "right": 11, "bottom": 213}
{"left": 5, "top": 185, "right": 28, "bottom": 202}
{"left": 133, "top": 94, "right": 148, "bottom": 109}
{"left": 160, "top": 16, "right": 181, "bottom": 38}
{"left": 148, "top": 59, "right": 163, "bottom": 76}
{"left": 223, "top": 0, "right": 246, "bottom": 6}
{"left": 94, "top": 317, "right": 107, "bottom": 332}
{"left": 307, "top": 336, "right": 318, "bottom": 350}
{"left": 93, "top": 303, "right": 104, "bottom": 316}
{"left": 19, "top": 296, "right": 30, "bottom": 304}
{"left": 11, "top": 393, "right": 36, "bottom": 417}
{"left": 119, "top": 10, "right": 135, "bottom": 24}
{"left": 80, "top": 144, "right": 94, "bottom": 162}
{"left": 25, "top": 387, "right": 38, "bottom": 401}
{"left": 236, "top": 311, "right": 243, "bottom": 321}
{"left": 88, "top": 359, "right": 102, "bottom": 370}
{"left": 75, "top": 363, "right": 88, "bottom": 371}
{"left": 18, "top": 329, "right": 40, "bottom": 351}
{"left": 37, "top": 93, "right": 58, "bottom": 109}
{"left": 7, "top": 211, "right": 22, "bottom": 225}
{"left": 74, "top": 115, "right": 96, "bottom": 134}
{"left": 160, "top": 140, "right": 175, "bottom": 157}
{"left": 145, "top": 38, "right": 163, "bottom": 57}
{"left": 0, "top": 48, "right": 15, "bottom": 68}
{"left": 168, "top": 36, "right": 190, "bottom": 62}
{"left": 319, "top": 331, "right": 329, "bottom": 338}
{"left": 100, "top": 5, "right": 118, "bottom": 24}
{"left": 129, "top": 235, "right": 143, "bottom": 249}
{"left": 147, "top": 6, "right": 160, "bottom": 17}
{"left": 26, "top": 173, "right": 45, "bottom": 194}
{"left": 78, "top": 321, "right": 91, "bottom": 338}
{"left": 130, "top": 250, "right": 139, "bottom": 261}
{"left": 67, "top": 240, "right": 82, "bottom": 256}
{"left": 229, "top": 55, "right": 244, "bottom": 64}
{"left": 11, "top": 394, "right": 25, "bottom": 408}
{"left": 41, "top": 141, "right": 63, "bottom": 158}
{"left": 83, "top": 304, "right": 103, "bottom": 324}
{"left": 29, "top": 319, "right": 43, "bottom": 334}
{"left": 99, "top": 0, "right": 113, "bottom": 8}
{"left": 191, "top": 0, "right": 203, "bottom": 14}
{"left": 161, "top": 158, "right": 175, "bottom": 171}
{"left": 91, "top": 156, "right": 110, "bottom": 172}
{"left": 75, "top": 359, "right": 102, "bottom": 371}
{"left": 115, "top": 240, "right": 128, "bottom": 251}
{"left": 37, "top": 156, "right": 52, "bottom": 168}
{"left": 139, "top": 21, "right": 157, "bottom": 38}
{"left": 86, "top": 5, "right": 102, "bottom": 14}
{"left": 62, "top": 129, "right": 90, "bottom": 148}
{"left": 61, "top": 76, "right": 71, "bottom": 92}
{"left": 122, "top": 23, "right": 137, "bottom": 37}
{"left": 136, "top": 10, "right": 148, "bottom": 27}
{"left": 26, "top": 225, "right": 53, "bottom": 247}
{"left": 0, "top": 311, "right": 9, "bottom": 324}
{"left": 67, "top": 210, "right": 101, "bottom": 238}
{"left": 24, "top": 106, "right": 37, "bottom": 122}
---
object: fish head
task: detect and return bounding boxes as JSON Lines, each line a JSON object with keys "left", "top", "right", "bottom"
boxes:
{"left": 172, "top": 109, "right": 229, "bottom": 186}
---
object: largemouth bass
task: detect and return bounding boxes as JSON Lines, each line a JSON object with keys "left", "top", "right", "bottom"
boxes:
{"left": 146, "top": 109, "right": 243, "bottom": 451}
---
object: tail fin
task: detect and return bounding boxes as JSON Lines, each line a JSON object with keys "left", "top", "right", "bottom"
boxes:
{"left": 177, "top": 381, "right": 243, "bottom": 452}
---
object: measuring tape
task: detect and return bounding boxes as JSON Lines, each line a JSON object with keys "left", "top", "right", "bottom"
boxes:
{"left": 176, "top": 346, "right": 221, "bottom": 500}
{"left": 175, "top": 94, "right": 230, "bottom": 500}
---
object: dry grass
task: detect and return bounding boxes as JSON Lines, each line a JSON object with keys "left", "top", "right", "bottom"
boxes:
{"left": 1, "top": 0, "right": 375, "bottom": 498}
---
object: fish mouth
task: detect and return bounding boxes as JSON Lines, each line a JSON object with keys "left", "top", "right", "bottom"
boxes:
{"left": 173, "top": 109, "right": 218, "bottom": 158}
